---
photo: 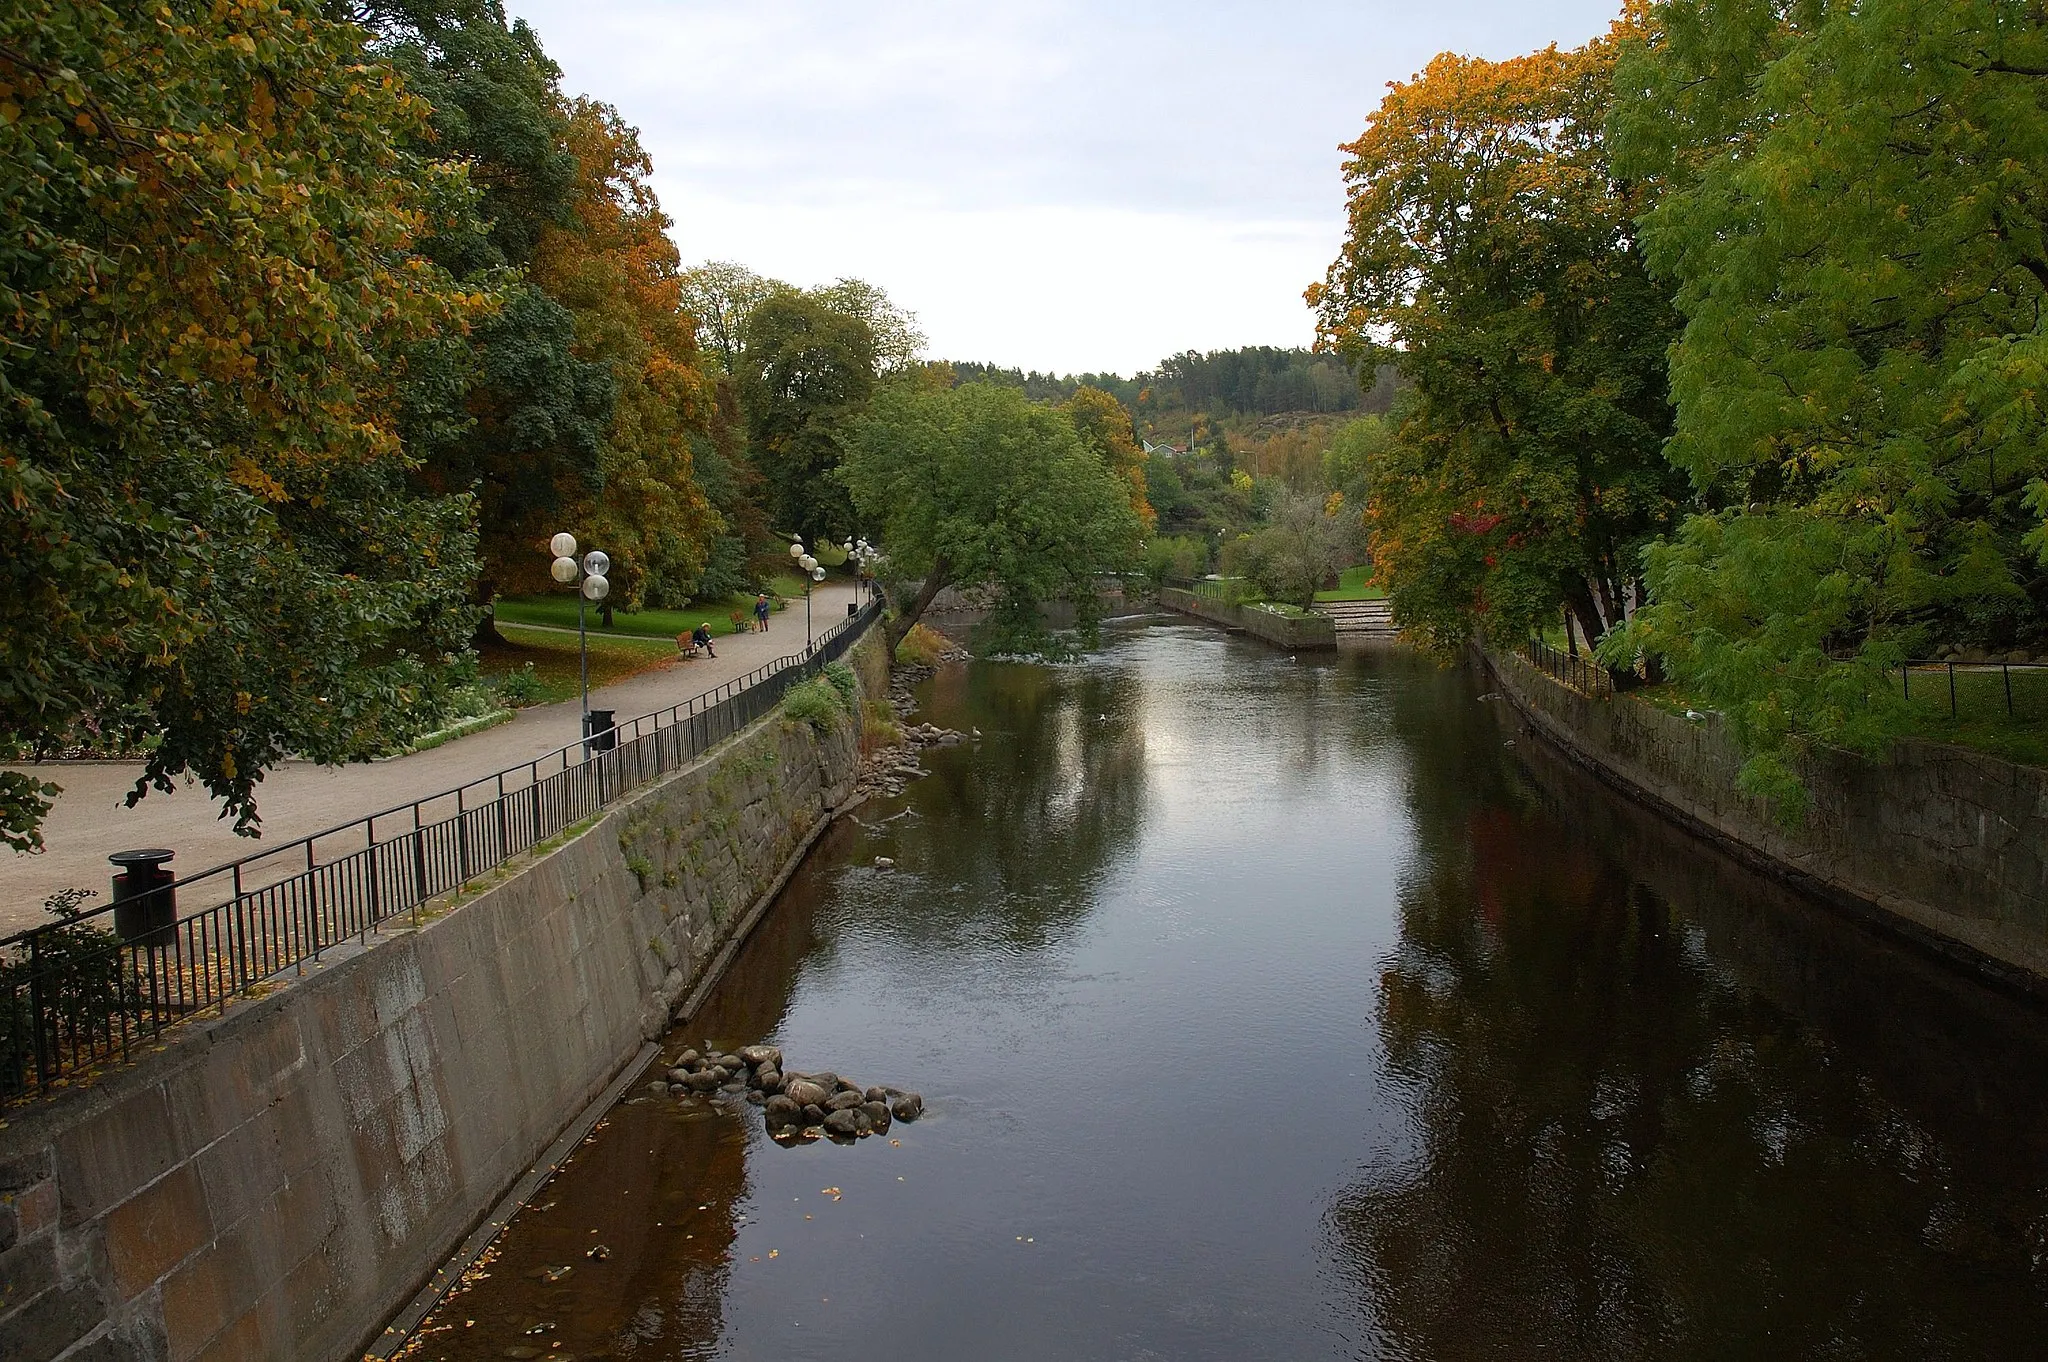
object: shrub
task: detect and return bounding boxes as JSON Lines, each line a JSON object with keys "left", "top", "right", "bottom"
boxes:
{"left": 895, "top": 623, "right": 950, "bottom": 668}
{"left": 1, "top": 890, "right": 131, "bottom": 1097}
{"left": 1140, "top": 534, "right": 1208, "bottom": 584}
{"left": 782, "top": 677, "right": 846, "bottom": 733}
{"left": 492, "top": 663, "right": 548, "bottom": 707}
{"left": 823, "top": 661, "right": 858, "bottom": 706}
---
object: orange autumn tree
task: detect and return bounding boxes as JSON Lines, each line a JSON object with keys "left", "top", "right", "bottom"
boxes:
{"left": 1064, "top": 385, "right": 1155, "bottom": 534}
{"left": 1308, "top": 22, "right": 1685, "bottom": 655}
{"left": 528, "top": 98, "right": 717, "bottom": 611}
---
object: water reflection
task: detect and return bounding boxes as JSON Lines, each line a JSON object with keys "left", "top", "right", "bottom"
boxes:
{"left": 1338, "top": 697, "right": 2048, "bottom": 1360}
{"left": 402, "top": 622, "right": 2048, "bottom": 1361}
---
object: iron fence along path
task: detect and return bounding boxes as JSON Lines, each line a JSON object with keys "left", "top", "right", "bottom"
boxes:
{"left": 1, "top": 601, "right": 883, "bottom": 1100}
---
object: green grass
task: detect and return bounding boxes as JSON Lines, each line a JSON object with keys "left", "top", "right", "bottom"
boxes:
{"left": 1895, "top": 664, "right": 2048, "bottom": 766}
{"left": 493, "top": 590, "right": 783, "bottom": 640}
{"left": 1313, "top": 566, "right": 1388, "bottom": 602}
{"left": 1624, "top": 667, "right": 2048, "bottom": 770}
{"left": 480, "top": 624, "right": 680, "bottom": 705}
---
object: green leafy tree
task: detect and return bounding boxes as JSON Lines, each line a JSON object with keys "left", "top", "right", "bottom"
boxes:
{"left": 842, "top": 383, "right": 1145, "bottom": 652}
{"left": 1, "top": 0, "right": 486, "bottom": 847}
{"left": 366, "top": 0, "right": 615, "bottom": 613}
{"left": 738, "top": 288, "right": 877, "bottom": 543}
{"left": 1605, "top": 0, "right": 2048, "bottom": 805}
{"left": 679, "top": 260, "right": 785, "bottom": 374}
{"left": 1310, "top": 26, "right": 1686, "bottom": 655}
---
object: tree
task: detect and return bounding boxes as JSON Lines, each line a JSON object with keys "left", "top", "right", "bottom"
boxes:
{"left": 1603, "top": 0, "right": 2048, "bottom": 806}
{"left": 1063, "top": 386, "right": 1155, "bottom": 532}
{"left": 368, "top": 0, "right": 616, "bottom": 617}
{"left": 737, "top": 288, "right": 876, "bottom": 543}
{"left": 528, "top": 99, "right": 716, "bottom": 613}
{"left": 812, "top": 278, "right": 925, "bottom": 375}
{"left": 1245, "top": 490, "right": 1353, "bottom": 608}
{"left": 842, "top": 383, "right": 1145, "bottom": 652}
{"left": 1, "top": 0, "right": 486, "bottom": 847}
{"left": 1309, "top": 25, "right": 1686, "bottom": 656}
{"left": 679, "top": 259, "right": 784, "bottom": 374}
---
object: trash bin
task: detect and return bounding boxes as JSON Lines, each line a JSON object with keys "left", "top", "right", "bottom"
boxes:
{"left": 584, "top": 709, "right": 617, "bottom": 752}
{"left": 847, "top": 602, "right": 858, "bottom": 617}
{"left": 109, "top": 849, "right": 178, "bottom": 948}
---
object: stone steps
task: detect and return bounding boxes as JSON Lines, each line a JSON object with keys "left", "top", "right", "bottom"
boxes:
{"left": 1311, "top": 598, "right": 1398, "bottom": 636}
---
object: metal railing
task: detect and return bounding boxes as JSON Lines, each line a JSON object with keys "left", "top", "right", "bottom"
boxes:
{"left": 1162, "top": 576, "right": 1251, "bottom": 606}
{"left": 1525, "top": 637, "right": 1615, "bottom": 696}
{"left": 0, "top": 600, "right": 883, "bottom": 1100}
{"left": 1898, "top": 658, "right": 2048, "bottom": 720}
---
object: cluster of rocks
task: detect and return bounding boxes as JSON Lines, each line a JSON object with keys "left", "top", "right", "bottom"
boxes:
{"left": 655, "top": 1044, "right": 922, "bottom": 1143}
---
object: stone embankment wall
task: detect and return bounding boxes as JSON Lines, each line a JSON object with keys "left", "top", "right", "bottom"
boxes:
{"left": 1158, "top": 588, "right": 1336, "bottom": 649}
{"left": 1488, "top": 648, "right": 2048, "bottom": 993}
{"left": 0, "top": 628, "right": 888, "bottom": 1362}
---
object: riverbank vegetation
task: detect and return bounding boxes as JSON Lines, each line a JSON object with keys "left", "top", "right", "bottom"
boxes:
{"left": 1314, "top": 0, "right": 2048, "bottom": 797}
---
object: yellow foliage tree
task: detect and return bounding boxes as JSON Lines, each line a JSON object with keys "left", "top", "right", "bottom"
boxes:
{"left": 1063, "top": 386, "right": 1155, "bottom": 533}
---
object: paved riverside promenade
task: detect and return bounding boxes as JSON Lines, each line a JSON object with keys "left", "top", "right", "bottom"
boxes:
{"left": 0, "top": 582, "right": 861, "bottom": 936}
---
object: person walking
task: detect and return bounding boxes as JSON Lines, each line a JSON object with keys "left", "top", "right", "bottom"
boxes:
{"left": 754, "top": 593, "right": 771, "bottom": 632}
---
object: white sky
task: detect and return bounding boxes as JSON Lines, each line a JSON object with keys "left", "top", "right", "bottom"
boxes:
{"left": 505, "top": 1, "right": 1623, "bottom": 375}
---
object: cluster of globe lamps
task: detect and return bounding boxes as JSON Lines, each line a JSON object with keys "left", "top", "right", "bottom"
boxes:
{"left": 549, "top": 532, "right": 609, "bottom": 741}
{"left": 789, "top": 539, "right": 828, "bottom": 647}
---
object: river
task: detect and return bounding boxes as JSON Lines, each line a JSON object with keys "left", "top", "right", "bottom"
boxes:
{"left": 399, "top": 618, "right": 2048, "bottom": 1360}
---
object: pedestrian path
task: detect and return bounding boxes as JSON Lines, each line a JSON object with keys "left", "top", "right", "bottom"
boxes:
{"left": 0, "top": 583, "right": 862, "bottom": 936}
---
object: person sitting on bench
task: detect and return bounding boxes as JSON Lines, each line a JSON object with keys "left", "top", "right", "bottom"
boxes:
{"left": 691, "top": 622, "right": 717, "bottom": 658}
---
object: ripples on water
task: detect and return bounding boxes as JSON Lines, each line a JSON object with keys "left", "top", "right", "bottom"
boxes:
{"left": 404, "top": 620, "right": 2048, "bottom": 1360}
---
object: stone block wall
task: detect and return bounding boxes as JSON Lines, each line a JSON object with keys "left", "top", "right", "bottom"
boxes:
{"left": 1158, "top": 588, "right": 1337, "bottom": 649}
{"left": 0, "top": 628, "right": 885, "bottom": 1362}
{"left": 1488, "top": 648, "right": 2048, "bottom": 991}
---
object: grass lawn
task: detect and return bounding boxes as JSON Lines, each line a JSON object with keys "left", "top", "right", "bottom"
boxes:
{"left": 1313, "top": 566, "right": 1388, "bottom": 602}
{"left": 1624, "top": 668, "right": 2048, "bottom": 769}
{"left": 494, "top": 591, "right": 779, "bottom": 640}
{"left": 480, "top": 624, "right": 680, "bottom": 706}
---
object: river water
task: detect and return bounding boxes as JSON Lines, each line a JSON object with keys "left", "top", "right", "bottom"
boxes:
{"left": 403, "top": 619, "right": 2048, "bottom": 1360}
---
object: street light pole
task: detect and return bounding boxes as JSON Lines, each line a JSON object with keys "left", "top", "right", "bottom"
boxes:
{"left": 549, "top": 532, "right": 610, "bottom": 737}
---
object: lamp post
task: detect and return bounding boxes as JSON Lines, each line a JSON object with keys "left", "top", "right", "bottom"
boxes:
{"left": 549, "top": 533, "right": 611, "bottom": 746}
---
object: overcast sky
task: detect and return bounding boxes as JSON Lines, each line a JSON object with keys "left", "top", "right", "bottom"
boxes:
{"left": 505, "top": 1, "right": 1622, "bottom": 376}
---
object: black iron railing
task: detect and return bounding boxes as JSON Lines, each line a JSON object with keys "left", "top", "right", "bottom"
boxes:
{"left": 0, "top": 600, "right": 883, "bottom": 1100}
{"left": 1525, "top": 637, "right": 1615, "bottom": 696}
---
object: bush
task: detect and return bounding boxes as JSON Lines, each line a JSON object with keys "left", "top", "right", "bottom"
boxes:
{"left": 823, "top": 661, "right": 858, "bottom": 706}
{"left": 782, "top": 677, "right": 846, "bottom": 733}
{"left": 1140, "top": 534, "right": 1208, "bottom": 584}
{"left": 492, "top": 663, "right": 548, "bottom": 707}
{"left": 895, "top": 623, "right": 950, "bottom": 668}
{"left": 1, "top": 890, "right": 131, "bottom": 1097}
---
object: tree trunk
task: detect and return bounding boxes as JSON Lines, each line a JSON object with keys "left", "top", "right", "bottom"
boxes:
{"left": 600, "top": 600, "right": 615, "bottom": 629}
{"left": 883, "top": 555, "right": 953, "bottom": 652}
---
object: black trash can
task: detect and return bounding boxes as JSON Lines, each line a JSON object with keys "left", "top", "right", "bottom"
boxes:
{"left": 109, "top": 849, "right": 178, "bottom": 949}
{"left": 584, "top": 709, "right": 617, "bottom": 752}
{"left": 847, "top": 602, "right": 858, "bottom": 617}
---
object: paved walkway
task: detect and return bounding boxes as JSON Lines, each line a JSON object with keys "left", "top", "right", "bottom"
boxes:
{"left": 0, "top": 583, "right": 863, "bottom": 936}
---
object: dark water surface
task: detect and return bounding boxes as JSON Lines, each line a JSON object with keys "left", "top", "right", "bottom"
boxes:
{"left": 405, "top": 621, "right": 2048, "bottom": 1360}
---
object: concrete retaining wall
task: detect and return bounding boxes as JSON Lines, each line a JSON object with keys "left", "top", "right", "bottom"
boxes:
{"left": 1487, "top": 648, "right": 2048, "bottom": 993}
{"left": 1158, "top": 588, "right": 1336, "bottom": 649}
{"left": 0, "top": 629, "right": 887, "bottom": 1362}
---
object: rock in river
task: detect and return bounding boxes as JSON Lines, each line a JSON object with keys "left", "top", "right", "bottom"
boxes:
{"left": 890, "top": 1092, "right": 923, "bottom": 1122}
{"left": 739, "top": 1045, "right": 782, "bottom": 1069}
{"left": 782, "top": 1078, "right": 830, "bottom": 1108}
{"left": 822, "top": 1108, "right": 862, "bottom": 1137}
{"left": 825, "top": 1090, "right": 866, "bottom": 1113}
{"left": 861, "top": 1101, "right": 892, "bottom": 1133}
{"left": 763, "top": 1095, "right": 802, "bottom": 1127}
